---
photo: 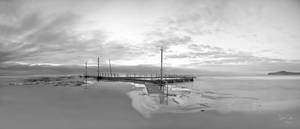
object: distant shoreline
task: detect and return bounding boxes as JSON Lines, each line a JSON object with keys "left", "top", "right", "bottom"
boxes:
{"left": 268, "top": 71, "right": 300, "bottom": 75}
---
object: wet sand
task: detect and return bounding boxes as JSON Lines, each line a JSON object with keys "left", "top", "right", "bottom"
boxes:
{"left": 0, "top": 79, "right": 148, "bottom": 129}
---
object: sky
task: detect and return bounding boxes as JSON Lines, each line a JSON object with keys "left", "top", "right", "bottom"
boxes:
{"left": 0, "top": 0, "right": 300, "bottom": 72}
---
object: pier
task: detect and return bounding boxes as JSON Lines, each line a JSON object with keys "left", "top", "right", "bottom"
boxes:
{"left": 83, "top": 72, "right": 194, "bottom": 96}
{"left": 82, "top": 47, "right": 195, "bottom": 95}
{"left": 84, "top": 73, "right": 195, "bottom": 84}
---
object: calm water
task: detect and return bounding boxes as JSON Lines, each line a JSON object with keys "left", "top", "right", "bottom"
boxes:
{"left": 177, "top": 76, "right": 300, "bottom": 111}
{"left": 0, "top": 75, "right": 300, "bottom": 129}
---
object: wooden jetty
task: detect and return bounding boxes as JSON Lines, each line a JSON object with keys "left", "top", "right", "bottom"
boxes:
{"left": 84, "top": 73, "right": 195, "bottom": 84}
{"left": 83, "top": 73, "right": 194, "bottom": 96}
{"left": 82, "top": 47, "right": 195, "bottom": 95}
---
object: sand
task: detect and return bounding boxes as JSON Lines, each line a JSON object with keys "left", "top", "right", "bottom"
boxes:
{"left": 0, "top": 76, "right": 147, "bottom": 129}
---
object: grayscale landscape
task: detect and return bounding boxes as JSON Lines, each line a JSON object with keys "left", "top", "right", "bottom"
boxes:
{"left": 1, "top": 0, "right": 300, "bottom": 129}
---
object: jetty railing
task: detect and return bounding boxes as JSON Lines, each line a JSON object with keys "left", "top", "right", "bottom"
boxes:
{"left": 82, "top": 72, "right": 195, "bottom": 84}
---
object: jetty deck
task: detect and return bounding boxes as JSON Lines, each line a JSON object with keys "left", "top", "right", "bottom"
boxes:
{"left": 83, "top": 73, "right": 194, "bottom": 95}
{"left": 84, "top": 73, "right": 195, "bottom": 85}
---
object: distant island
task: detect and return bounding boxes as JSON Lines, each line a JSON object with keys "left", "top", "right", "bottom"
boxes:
{"left": 268, "top": 71, "right": 300, "bottom": 75}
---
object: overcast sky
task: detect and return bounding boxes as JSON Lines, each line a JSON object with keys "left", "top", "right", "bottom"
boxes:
{"left": 0, "top": 0, "right": 300, "bottom": 72}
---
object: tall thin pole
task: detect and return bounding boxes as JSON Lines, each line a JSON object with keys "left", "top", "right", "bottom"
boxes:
{"left": 85, "top": 61, "right": 88, "bottom": 84}
{"left": 166, "top": 82, "right": 168, "bottom": 105}
{"left": 85, "top": 62, "right": 88, "bottom": 77}
{"left": 160, "top": 47, "right": 163, "bottom": 88}
{"left": 109, "top": 59, "right": 112, "bottom": 75}
{"left": 97, "top": 56, "right": 100, "bottom": 78}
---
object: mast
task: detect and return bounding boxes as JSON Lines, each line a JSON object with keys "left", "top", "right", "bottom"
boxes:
{"left": 85, "top": 61, "right": 88, "bottom": 84}
{"left": 97, "top": 56, "right": 100, "bottom": 79}
{"left": 85, "top": 61, "right": 88, "bottom": 77}
{"left": 109, "top": 58, "right": 112, "bottom": 75}
{"left": 160, "top": 47, "right": 163, "bottom": 88}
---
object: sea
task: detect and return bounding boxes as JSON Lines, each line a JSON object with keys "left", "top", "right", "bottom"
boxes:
{"left": 0, "top": 75, "right": 299, "bottom": 129}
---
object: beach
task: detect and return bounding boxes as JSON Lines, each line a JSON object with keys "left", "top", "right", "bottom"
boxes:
{"left": 0, "top": 75, "right": 300, "bottom": 129}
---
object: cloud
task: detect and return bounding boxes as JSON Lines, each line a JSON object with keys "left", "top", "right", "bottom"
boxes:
{"left": 165, "top": 43, "right": 286, "bottom": 66}
{"left": 0, "top": 0, "right": 154, "bottom": 65}
{"left": 0, "top": 11, "right": 81, "bottom": 63}
{"left": 0, "top": 0, "right": 24, "bottom": 16}
{"left": 0, "top": 50, "right": 13, "bottom": 63}
{"left": 0, "top": 0, "right": 109, "bottom": 65}
{"left": 101, "top": 40, "right": 147, "bottom": 60}
{"left": 148, "top": 35, "right": 192, "bottom": 50}
{"left": 0, "top": 0, "right": 299, "bottom": 70}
